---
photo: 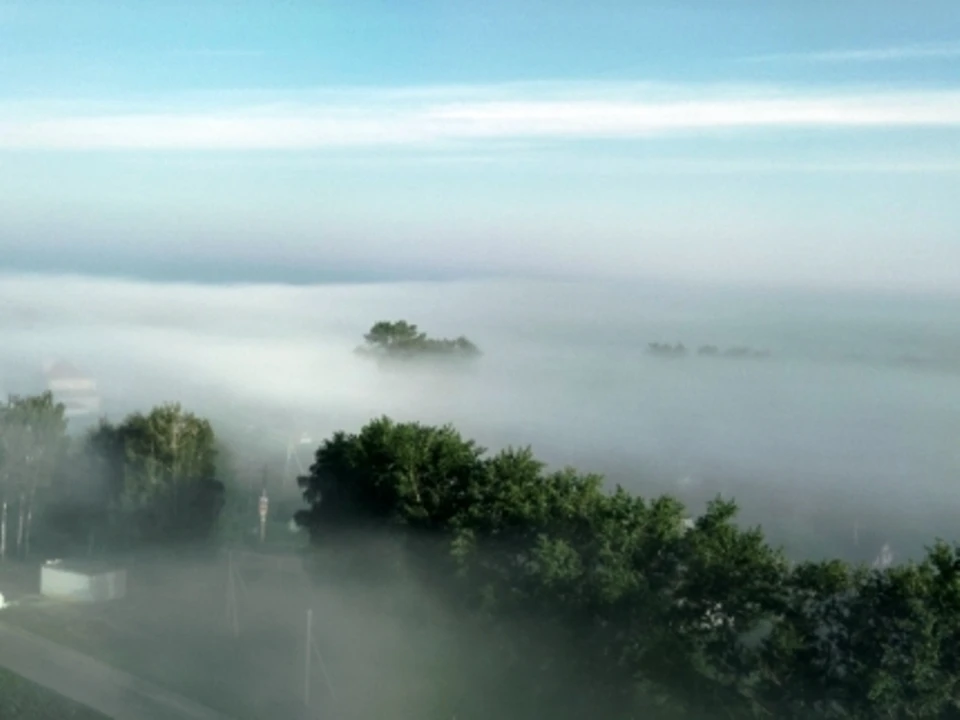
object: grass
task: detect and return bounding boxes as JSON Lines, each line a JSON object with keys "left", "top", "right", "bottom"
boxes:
{"left": 1, "top": 550, "right": 460, "bottom": 720}
{"left": 1, "top": 561, "right": 318, "bottom": 720}
{"left": 2, "top": 576, "right": 458, "bottom": 720}
{"left": 0, "top": 666, "right": 110, "bottom": 720}
{"left": 3, "top": 602, "right": 268, "bottom": 720}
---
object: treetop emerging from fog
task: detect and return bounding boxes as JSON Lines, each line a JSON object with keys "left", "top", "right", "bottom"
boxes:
{"left": 356, "top": 320, "right": 481, "bottom": 363}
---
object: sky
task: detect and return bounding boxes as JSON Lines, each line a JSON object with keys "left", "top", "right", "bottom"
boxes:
{"left": 0, "top": 0, "right": 958, "bottom": 290}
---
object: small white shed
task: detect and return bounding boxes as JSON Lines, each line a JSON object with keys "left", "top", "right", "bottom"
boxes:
{"left": 40, "top": 560, "right": 127, "bottom": 603}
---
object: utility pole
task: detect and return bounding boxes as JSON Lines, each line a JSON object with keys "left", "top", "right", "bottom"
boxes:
{"left": 0, "top": 500, "right": 7, "bottom": 562}
{"left": 15, "top": 492, "right": 25, "bottom": 558}
{"left": 24, "top": 500, "right": 32, "bottom": 557}
{"left": 304, "top": 608, "right": 312, "bottom": 707}
{"left": 258, "top": 489, "right": 269, "bottom": 544}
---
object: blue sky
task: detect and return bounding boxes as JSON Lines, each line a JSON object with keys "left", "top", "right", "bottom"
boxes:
{"left": 1, "top": 0, "right": 958, "bottom": 290}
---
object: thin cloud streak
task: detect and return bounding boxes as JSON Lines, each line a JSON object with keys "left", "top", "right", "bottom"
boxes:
{"left": 747, "top": 41, "right": 960, "bottom": 63}
{"left": 2, "top": 84, "right": 960, "bottom": 150}
{"left": 555, "top": 159, "right": 960, "bottom": 176}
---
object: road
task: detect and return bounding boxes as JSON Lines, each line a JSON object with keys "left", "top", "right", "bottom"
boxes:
{"left": 0, "top": 620, "right": 233, "bottom": 720}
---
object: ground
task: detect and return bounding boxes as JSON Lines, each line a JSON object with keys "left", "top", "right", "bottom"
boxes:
{"left": 2, "top": 551, "right": 314, "bottom": 720}
{"left": 0, "top": 547, "right": 462, "bottom": 720}
{"left": 0, "top": 666, "right": 110, "bottom": 720}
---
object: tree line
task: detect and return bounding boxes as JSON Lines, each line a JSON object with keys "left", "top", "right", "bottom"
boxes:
{"left": 648, "top": 342, "right": 771, "bottom": 359}
{"left": 0, "top": 393, "right": 224, "bottom": 557}
{"left": 4, "top": 383, "right": 960, "bottom": 718}
{"left": 0, "top": 320, "right": 468, "bottom": 556}
{"left": 296, "top": 416, "right": 960, "bottom": 720}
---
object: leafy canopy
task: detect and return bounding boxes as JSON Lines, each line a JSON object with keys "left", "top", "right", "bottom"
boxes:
{"left": 0, "top": 392, "right": 68, "bottom": 498}
{"left": 85, "top": 403, "right": 224, "bottom": 545}
{"left": 297, "top": 416, "right": 960, "bottom": 720}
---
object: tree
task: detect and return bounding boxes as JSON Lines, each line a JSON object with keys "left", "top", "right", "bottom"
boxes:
{"left": 364, "top": 320, "right": 425, "bottom": 351}
{"left": 753, "top": 544, "right": 960, "bottom": 719}
{"left": 355, "top": 320, "right": 481, "bottom": 363}
{"left": 0, "top": 392, "right": 68, "bottom": 557}
{"left": 85, "top": 403, "right": 224, "bottom": 546}
{"left": 296, "top": 418, "right": 794, "bottom": 719}
{"left": 295, "top": 416, "right": 960, "bottom": 719}
{"left": 295, "top": 416, "right": 489, "bottom": 584}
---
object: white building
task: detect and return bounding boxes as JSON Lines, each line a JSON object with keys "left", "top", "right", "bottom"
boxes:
{"left": 43, "top": 360, "right": 101, "bottom": 419}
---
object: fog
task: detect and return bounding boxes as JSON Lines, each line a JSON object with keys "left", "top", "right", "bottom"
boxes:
{"left": 4, "top": 270, "right": 960, "bottom": 719}
{"left": 2, "top": 271, "right": 960, "bottom": 562}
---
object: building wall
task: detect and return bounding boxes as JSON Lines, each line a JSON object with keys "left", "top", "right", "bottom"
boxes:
{"left": 48, "top": 378, "right": 97, "bottom": 393}
{"left": 40, "top": 567, "right": 127, "bottom": 602}
{"left": 47, "top": 378, "right": 101, "bottom": 418}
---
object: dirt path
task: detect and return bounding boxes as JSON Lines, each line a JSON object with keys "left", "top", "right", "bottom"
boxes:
{"left": 0, "top": 621, "right": 233, "bottom": 720}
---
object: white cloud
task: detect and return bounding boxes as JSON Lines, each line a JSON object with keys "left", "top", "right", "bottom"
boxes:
{"left": 1, "top": 83, "right": 960, "bottom": 150}
{"left": 551, "top": 158, "right": 960, "bottom": 176}
{"left": 748, "top": 41, "right": 960, "bottom": 63}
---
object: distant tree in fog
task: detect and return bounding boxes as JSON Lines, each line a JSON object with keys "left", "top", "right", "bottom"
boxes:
{"left": 356, "top": 320, "right": 481, "bottom": 364}
{"left": 648, "top": 342, "right": 771, "bottom": 360}
{"left": 648, "top": 341, "right": 688, "bottom": 357}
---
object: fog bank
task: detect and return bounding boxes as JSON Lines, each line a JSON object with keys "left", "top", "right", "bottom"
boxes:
{"left": 3, "top": 272, "right": 959, "bottom": 559}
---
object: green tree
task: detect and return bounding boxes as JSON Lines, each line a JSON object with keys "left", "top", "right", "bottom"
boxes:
{"left": 364, "top": 320, "right": 425, "bottom": 351}
{"left": 356, "top": 320, "right": 481, "bottom": 363}
{"left": 296, "top": 416, "right": 960, "bottom": 719}
{"left": 0, "top": 392, "right": 69, "bottom": 557}
{"left": 296, "top": 418, "right": 796, "bottom": 719}
{"left": 758, "top": 544, "right": 960, "bottom": 719}
{"left": 86, "top": 403, "right": 224, "bottom": 546}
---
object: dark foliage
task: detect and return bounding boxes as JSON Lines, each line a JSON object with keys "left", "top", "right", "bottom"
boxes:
{"left": 298, "top": 416, "right": 960, "bottom": 720}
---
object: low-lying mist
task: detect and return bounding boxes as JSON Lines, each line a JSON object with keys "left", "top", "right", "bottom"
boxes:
{"left": 3, "top": 271, "right": 960, "bottom": 561}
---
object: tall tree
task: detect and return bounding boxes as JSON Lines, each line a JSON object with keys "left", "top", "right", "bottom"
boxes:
{"left": 296, "top": 418, "right": 793, "bottom": 719}
{"left": 296, "top": 416, "right": 960, "bottom": 719}
{"left": 86, "top": 403, "right": 224, "bottom": 546}
{"left": 0, "top": 392, "right": 68, "bottom": 557}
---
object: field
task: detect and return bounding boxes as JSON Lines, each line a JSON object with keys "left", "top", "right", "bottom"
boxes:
{"left": 1, "top": 551, "right": 324, "bottom": 720}
{"left": 0, "top": 549, "right": 459, "bottom": 720}
{"left": 0, "top": 666, "right": 110, "bottom": 720}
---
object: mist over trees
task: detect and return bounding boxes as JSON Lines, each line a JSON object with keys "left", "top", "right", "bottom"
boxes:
{"left": 1, "top": 297, "right": 960, "bottom": 719}
{"left": 2, "top": 382, "right": 960, "bottom": 718}
{"left": 83, "top": 404, "right": 225, "bottom": 547}
{"left": 0, "top": 392, "right": 68, "bottom": 558}
{"left": 1, "top": 397, "right": 224, "bottom": 557}
{"left": 648, "top": 342, "right": 771, "bottom": 359}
